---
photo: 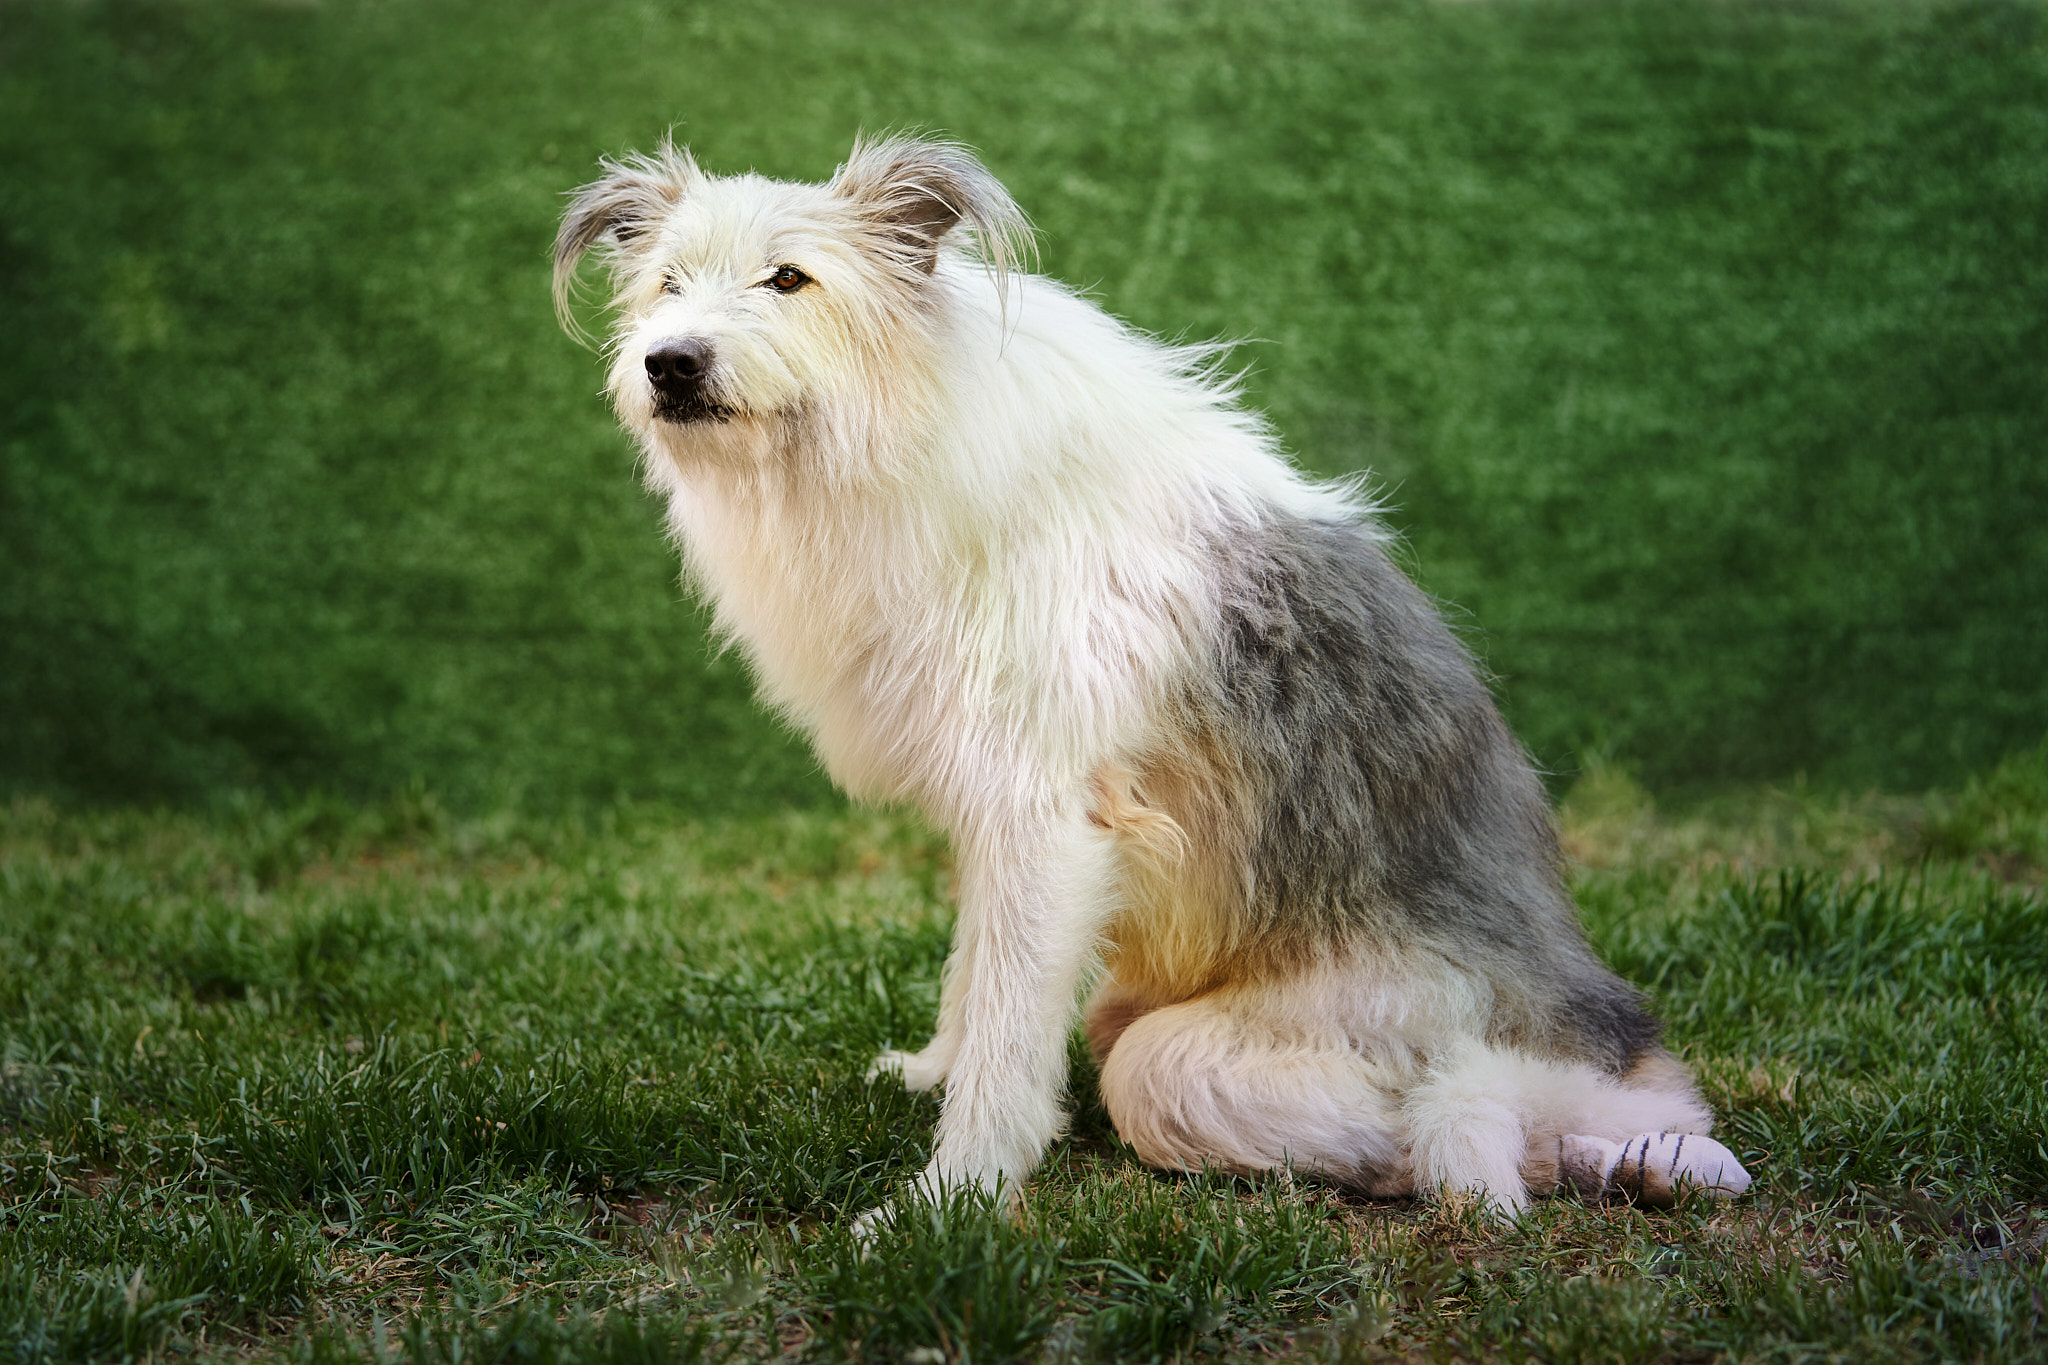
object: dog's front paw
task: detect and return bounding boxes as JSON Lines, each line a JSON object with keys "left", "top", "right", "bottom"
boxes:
{"left": 1560, "top": 1132, "right": 1752, "bottom": 1207}
{"left": 850, "top": 1202, "right": 896, "bottom": 1247}
{"left": 867, "top": 1047, "right": 948, "bottom": 1093}
{"left": 848, "top": 1163, "right": 1008, "bottom": 1249}
{"left": 908, "top": 1158, "right": 1023, "bottom": 1218}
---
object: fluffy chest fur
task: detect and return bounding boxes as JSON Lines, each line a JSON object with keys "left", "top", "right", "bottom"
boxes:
{"left": 652, "top": 414, "right": 1205, "bottom": 824}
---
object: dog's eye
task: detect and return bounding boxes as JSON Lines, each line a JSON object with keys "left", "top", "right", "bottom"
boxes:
{"left": 660, "top": 273, "right": 680, "bottom": 295}
{"left": 766, "top": 265, "right": 810, "bottom": 293}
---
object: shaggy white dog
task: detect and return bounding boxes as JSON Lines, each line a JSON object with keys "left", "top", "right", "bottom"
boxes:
{"left": 553, "top": 136, "right": 1751, "bottom": 1215}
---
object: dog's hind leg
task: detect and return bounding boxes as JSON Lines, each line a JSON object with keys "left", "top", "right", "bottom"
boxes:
{"left": 1098, "top": 1001, "right": 1733, "bottom": 1214}
{"left": 1095, "top": 992, "right": 1415, "bottom": 1196}
{"left": 1081, "top": 977, "right": 1155, "bottom": 1064}
{"left": 1499, "top": 1047, "right": 1747, "bottom": 1206}
{"left": 1408, "top": 1044, "right": 1725, "bottom": 1214}
{"left": 1555, "top": 1130, "right": 1752, "bottom": 1206}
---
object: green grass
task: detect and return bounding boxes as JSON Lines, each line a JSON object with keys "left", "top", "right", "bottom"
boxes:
{"left": 3, "top": 756, "right": 2045, "bottom": 1362}
{"left": 4, "top": 0, "right": 2045, "bottom": 809}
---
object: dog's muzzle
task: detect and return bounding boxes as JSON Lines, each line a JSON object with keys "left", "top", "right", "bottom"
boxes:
{"left": 645, "top": 337, "right": 732, "bottom": 423}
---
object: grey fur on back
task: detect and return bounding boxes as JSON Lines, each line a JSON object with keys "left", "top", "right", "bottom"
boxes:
{"left": 1189, "top": 512, "right": 1661, "bottom": 1073}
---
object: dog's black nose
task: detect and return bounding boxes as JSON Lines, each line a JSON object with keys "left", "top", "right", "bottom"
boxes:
{"left": 645, "top": 338, "right": 713, "bottom": 396}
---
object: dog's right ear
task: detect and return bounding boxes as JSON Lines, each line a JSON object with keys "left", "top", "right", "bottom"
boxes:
{"left": 552, "top": 142, "right": 701, "bottom": 333}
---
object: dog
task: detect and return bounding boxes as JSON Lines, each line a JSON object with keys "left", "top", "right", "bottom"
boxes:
{"left": 552, "top": 135, "right": 1752, "bottom": 1215}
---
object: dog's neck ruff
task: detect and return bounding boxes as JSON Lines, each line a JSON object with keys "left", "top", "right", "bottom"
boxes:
{"left": 644, "top": 260, "right": 1352, "bottom": 825}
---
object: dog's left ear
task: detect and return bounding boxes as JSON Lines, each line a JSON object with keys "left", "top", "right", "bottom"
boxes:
{"left": 553, "top": 141, "right": 702, "bottom": 333}
{"left": 831, "top": 135, "right": 1032, "bottom": 278}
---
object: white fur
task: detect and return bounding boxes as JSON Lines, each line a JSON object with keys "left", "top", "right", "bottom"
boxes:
{"left": 557, "top": 137, "right": 1744, "bottom": 1215}
{"left": 1090, "top": 954, "right": 1715, "bottom": 1212}
{"left": 1559, "top": 1131, "right": 1753, "bottom": 1206}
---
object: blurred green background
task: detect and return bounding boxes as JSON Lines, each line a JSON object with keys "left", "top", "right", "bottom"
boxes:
{"left": 3, "top": 0, "right": 2043, "bottom": 812}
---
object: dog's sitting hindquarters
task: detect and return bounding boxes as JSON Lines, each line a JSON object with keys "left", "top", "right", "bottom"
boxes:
{"left": 552, "top": 136, "right": 1752, "bottom": 1215}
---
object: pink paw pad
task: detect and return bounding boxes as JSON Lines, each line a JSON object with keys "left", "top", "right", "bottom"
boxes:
{"left": 1559, "top": 1131, "right": 1752, "bottom": 1207}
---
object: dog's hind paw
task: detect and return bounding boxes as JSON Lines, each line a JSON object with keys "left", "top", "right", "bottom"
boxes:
{"left": 1560, "top": 1132, "right": 1752, "bottom": 1207}
{"left": 867, "top": 1048, "right": 947, "bottom": 1092}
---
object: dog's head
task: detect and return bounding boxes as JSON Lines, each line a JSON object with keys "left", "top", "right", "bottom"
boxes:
{"left": 553, "top": 136, "right": 1029, "bottom": 471}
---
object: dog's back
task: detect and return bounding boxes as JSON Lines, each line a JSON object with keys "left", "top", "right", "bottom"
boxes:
{"left": 1150, "top": 511, "right": 1662, "bottom": 1071}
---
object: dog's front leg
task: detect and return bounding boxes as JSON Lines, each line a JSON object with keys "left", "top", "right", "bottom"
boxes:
{"left": 869, "top": 930, "right": 975, "bottom": 1092}
{"left": 908, "top": 804, "right": 1117, "bottom": 1206}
